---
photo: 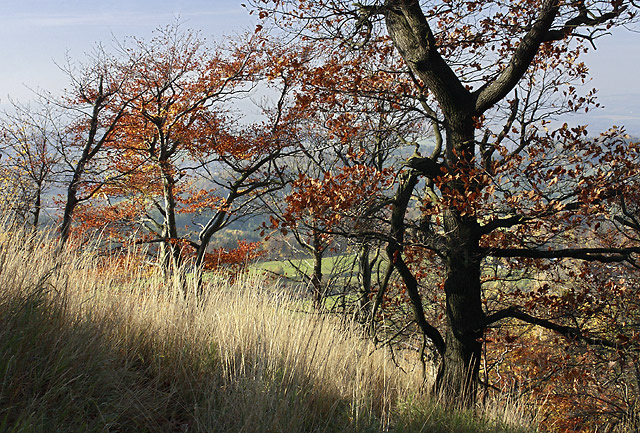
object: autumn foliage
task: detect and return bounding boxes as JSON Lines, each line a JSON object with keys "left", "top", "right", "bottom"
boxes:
{"left": 1, "top": 2, "right": 640, "bottom": 431}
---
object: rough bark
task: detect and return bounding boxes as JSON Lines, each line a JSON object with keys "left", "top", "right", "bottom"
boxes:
{"left": 436, "top": 209, "right": 485, "bottom": 404}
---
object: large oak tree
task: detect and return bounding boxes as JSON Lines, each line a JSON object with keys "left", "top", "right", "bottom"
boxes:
{"left": 252, "top": 0, "right": 640, "bottom": 403}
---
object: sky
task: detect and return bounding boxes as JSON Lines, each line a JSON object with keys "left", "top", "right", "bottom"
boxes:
{"left": 0, "top": 0, "right": 255, "bottom": 100}
{"left": 1, "top": 0, "right": 639, "bottom": 135}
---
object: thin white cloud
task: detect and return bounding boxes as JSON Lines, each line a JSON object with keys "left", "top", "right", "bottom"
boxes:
{"left": 2, "top": 8, "right": 246, "bottom": 29}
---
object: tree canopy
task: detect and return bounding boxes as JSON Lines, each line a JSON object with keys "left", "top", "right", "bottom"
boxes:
{"left": 247, "top": 0, "right": 640, "bottom": 405}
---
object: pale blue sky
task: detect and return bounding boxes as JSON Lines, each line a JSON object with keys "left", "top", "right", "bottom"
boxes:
{"left": 1, "top": 1, "right": 638, "bottom": 134}
{"left": 0, "top": 1, "right": 253, "bottom": 100}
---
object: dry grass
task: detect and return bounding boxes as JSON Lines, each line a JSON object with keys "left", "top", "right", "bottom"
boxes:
{"left": 0, "top": 226, "right": 536, "bottom": 432}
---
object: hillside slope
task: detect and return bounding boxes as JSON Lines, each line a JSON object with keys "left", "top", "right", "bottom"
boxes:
{"left": 0, "top": 227, "right": 535, "bottom": 433}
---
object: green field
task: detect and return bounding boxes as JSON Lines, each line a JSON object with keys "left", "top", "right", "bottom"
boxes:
{"left": 253, "top": 253, "right": 360, "bottom": 283}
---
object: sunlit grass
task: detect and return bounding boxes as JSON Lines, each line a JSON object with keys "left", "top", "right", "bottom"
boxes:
{"left": 0, "top": 226, "right": 536, "bottom": 432}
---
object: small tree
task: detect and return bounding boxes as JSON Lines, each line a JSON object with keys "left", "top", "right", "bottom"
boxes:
{"left": 71, "top": 27, "right": 299, "bottom": 282}
{"left": 0, "top": 103, "right": 59, "bottom": 228}
{"left": 53, "top": 46, "right": 141, "bottom": 247}
{"left": 260, "top": 39, "right": 427, "bottom": 312}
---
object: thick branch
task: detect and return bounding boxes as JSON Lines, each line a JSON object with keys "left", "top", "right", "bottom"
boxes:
{"left": 479, "top": 214, "right": 531, "bottom": 235}
{"left": 485, "top": 306, "right": 622, "bottom": 350}
{"left": 404, "top": 154, "right": 443, "bottom": 178}
{"left": 384, "top": 0, "right": 472, "bottom": 114}
{"left": 474, "top": 0, "right": 560, "bottom": 113}
{"left": 386, "top": 168, "right": 445, "bottom": 355}
{"left": 487, "top": 246, "right": 640, "bottom": 262}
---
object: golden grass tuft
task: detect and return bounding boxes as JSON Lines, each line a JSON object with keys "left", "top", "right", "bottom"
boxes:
{"left": 0, "top": 227, "right": 536, "bottom": 432}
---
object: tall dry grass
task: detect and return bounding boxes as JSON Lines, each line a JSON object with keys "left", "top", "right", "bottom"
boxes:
{"left": 0, "top": 226, "right": 535, "bottom": 432}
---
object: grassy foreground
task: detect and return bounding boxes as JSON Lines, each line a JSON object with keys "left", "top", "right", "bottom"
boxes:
{"left": 0, "top": 228, "right": 535, "bottom": 432}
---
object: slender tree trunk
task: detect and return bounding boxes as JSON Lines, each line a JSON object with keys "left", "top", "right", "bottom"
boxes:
{"left": 60, "top": 196, "right": 76, "bottom": 247}
{"left": 387, "top": 170, "right": 446, "bottom": 369}
{"left": 32, "top": 186, "right": 42, "bottom": 230}
{"left": 311, "top": 229, "right": 324, "bottom": 309}
{"left": 59, "top": 168, "right": 83, "bottom": 247}
{"left": 193, "top": 204, "right": 234, "bottom": 296}
{"left": 160, "top": 163, "right": 181, "bottom": 277}
{"left": 195, "top": 204, "right": 232, "bottom": 269}
{"left": 357, "top": 241, "right": 372, "bottom": 322}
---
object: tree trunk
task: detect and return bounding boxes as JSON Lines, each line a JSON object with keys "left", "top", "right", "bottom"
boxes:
{"left": 357, "top": 241, "right": 372, "bottom": 322}
{"left": 435, "top": 210, "right": 485, "bottom": 405}
{"left": 32, "top": 186, "right": 42, "bottom": 230}
{"left": 193, "top": 212, "right": 226, "bottom": 297}
{"left": 311, "top": 229, "right": 324, "bottom": 309}
{"left": 160, "top": 163, "right": 181, "bottom": 276}
{"left": 59, "top": 171, "right": 82, "bottom": 247}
